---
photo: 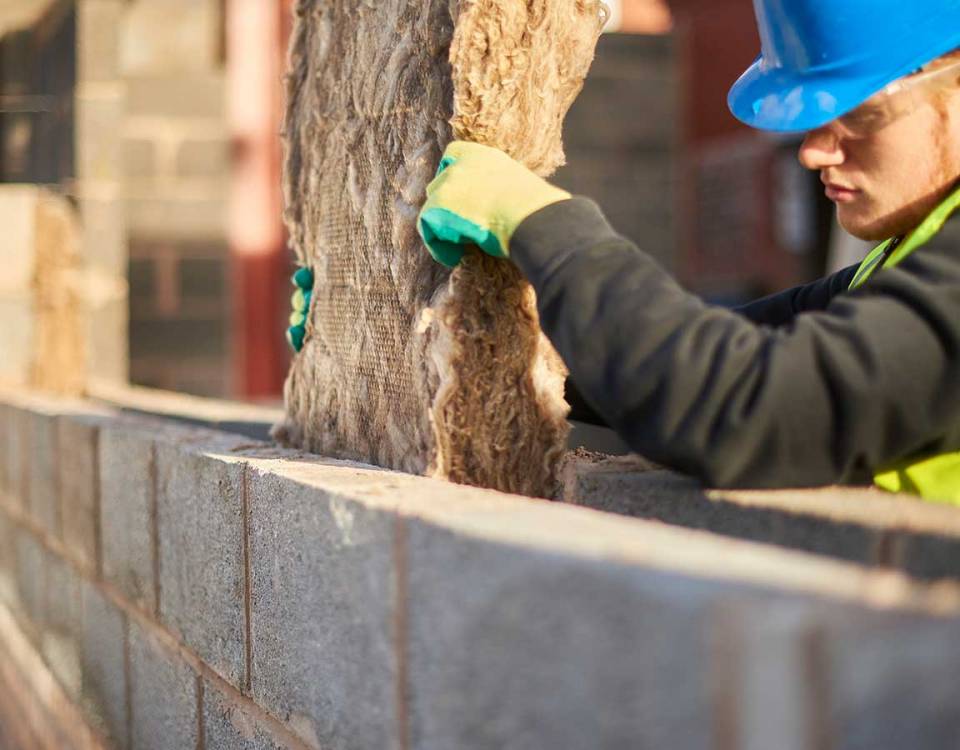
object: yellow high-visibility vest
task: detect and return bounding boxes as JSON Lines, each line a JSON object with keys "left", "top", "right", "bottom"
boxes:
{"left": 848, "top": 186, "right": 960, "bottom": 505}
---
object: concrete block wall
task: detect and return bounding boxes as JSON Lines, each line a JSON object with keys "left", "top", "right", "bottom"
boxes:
{"left": 4, "top": 386, "right": 960, "bottom": 748}
{"left": 118, "top": 0, "right": 233, "bottom": 397}
{"left": 76, "top": 0, "right": 130, "bottom": 385}
{"left": 555, "top": 33, "right": 678, "bottom": 272}
{"left": 565, "top": 458, "right": 960, "bottom": 582}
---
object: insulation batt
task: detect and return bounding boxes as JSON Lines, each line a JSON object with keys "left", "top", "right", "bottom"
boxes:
{"left": 274, "top": 0, "right": 602, "bottom": 497}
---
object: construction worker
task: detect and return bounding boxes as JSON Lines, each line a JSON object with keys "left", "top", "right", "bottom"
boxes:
{"left": 417, "top": 0, "right": 960, "bottom": 503}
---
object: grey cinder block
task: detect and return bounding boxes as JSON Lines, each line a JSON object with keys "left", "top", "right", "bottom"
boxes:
{"left": 27, "top": 410, "right": 61, "bottom": 538}
{"left": 2, "top": 405, "right": 26, "bottom": 512}
{"left": 59, "top": 415, "right": 102, "bottom": 572}
{"left": 128, "top": 620, "right": 198, "bottom": 750}
{"left": 46, "top": 547, "right": 82, "bottom": 634}
{"left": 156, "top": 443, "right": 246, "bottom": 688}
{"left": 100, "top": 425, "right": 157, "bottom": 610}
{"left": 723, "top": 600, "right": 837, "bottom": 750}
{"left": 404, "top": 523, "right": 716, "bottom": 750}
{"left": 44, "top": 551, "right": 83, "bottom": 697}
{"left": 0, "top": 509, "right": 18, "bottom": 607}
{"left": 14, "top": 528, "right": 45, "bottom": 637}
{"left": 202, "top": 681, "right": 288, "bottom": 750}
{"left": 899, "top": 533, "right": 960, "bottom": 581}
{"left": 0, "top": 403, "right": 10, "bottom": 504}
{"left": 823, "top": 612, "right": 960, "bottom": 750}
{"left": 80, "top": 579, "right": 129, "bottom": 750}
{"left": 247, "top": 470, "right": 397, "bottom": 750}
{"left": 571, "top": 468, "right": 879, "bottom": 566}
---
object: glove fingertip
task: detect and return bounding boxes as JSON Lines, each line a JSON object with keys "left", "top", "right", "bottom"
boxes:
{"left": 430, "top": 241, "right": 466, "bottom": 268}
{"left": 286, "top": 325, "right": 306, "bottom": 352}
{"left": 435, "top": 155, "right": 457, "bottom": 178}
{"left": 444, "top": 140, "right": 470, "bottom": 157}
{"left": 291, "top": 288, "right": 306, "bottom": 312}
{"left": 419, "top": 209, "right": 466, "bottom": 267}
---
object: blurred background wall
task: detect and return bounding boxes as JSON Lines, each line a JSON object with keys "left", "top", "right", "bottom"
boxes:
{"left": 0, "top": 0, "right": 129, "bottom": 390}
{"left": 121, "top": 0, "right": 236, "bottom": 397}
{"left": 0, "top": 0, "right": 871, "bottom": 403}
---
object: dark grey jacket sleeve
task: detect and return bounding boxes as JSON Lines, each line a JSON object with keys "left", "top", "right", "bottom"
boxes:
{"left": 733, "top": 264, "right": 860, "bottom": 326}
{"left": 510, "top": 197, "right": 960, "bottom": 489}
{"left": 567, "top": 260, "right": 860, "bottom": 424}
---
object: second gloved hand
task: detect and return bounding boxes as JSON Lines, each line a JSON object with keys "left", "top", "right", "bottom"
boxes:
{"left": 417, "top": 141, "right": 572, "bottom": 267}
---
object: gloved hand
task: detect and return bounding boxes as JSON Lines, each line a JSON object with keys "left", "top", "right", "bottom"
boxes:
{"left": 286, "top": 266, "right": 313, "bottom": 353}
{"left": 417, "top": 141, "right": 572, "bottom": 267}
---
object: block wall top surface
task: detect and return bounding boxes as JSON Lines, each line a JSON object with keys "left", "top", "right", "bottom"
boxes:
{"left": 3, "top": 383, "right": 959, "bottom": 619}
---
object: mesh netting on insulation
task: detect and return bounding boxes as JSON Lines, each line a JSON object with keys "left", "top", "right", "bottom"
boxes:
{"left": 273, "top": 0, "right": 603, "bottom": 497}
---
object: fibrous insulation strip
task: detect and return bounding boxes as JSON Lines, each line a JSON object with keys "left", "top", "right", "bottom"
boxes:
{"left": 275, "top": 0, "right": 601, "bottom": 497}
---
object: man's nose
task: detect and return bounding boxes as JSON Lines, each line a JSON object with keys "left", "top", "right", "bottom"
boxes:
{"left": 798, "top": 126, "right": 846, "bottom": 170}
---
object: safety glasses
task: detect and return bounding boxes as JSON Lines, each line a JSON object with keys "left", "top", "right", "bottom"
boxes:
{"left": 832, "top": 58, "right": 960, "bottom": 138}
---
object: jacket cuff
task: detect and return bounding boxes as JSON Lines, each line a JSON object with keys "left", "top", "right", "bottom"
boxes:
{"left": 510, "top": 197, "right": 623, "bottom": 284}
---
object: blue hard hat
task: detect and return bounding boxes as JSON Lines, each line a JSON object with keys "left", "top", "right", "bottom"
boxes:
{"left": 729, "top": 0, "right": 960, "bottom": 132}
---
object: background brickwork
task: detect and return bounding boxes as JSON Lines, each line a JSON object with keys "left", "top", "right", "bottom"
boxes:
{"left": 118, "top": 0, "right": 233, "bottom": 397}
{"left": 555, "top": 32, "right": 678, "bottom": 274}
{"left": 76, "top": 0, "right": 129, "bottom": 385}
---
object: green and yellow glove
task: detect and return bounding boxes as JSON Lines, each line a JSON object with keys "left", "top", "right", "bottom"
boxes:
{"left": 417, "top": 141, "right": 571, "bottom": 267}
{"left": 286, "top": 266, "right": 313, "bottom": 353}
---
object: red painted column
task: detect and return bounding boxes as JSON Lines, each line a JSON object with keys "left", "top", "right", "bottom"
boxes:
{"left": 226, "top": 0, "right": 291, "bottom": 399}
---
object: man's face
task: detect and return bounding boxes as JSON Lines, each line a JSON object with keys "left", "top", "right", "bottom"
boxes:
{"left": 798, "top": 75, "right": 960, "bottom": 241}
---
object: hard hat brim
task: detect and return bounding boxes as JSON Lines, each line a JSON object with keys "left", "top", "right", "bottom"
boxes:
{"left": 729, "top": 42, "right": 960, "bottom": 133}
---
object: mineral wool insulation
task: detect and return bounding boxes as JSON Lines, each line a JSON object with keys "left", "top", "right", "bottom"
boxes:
{"left": 275, "top": 0, "right": 602, "bottom": 497}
